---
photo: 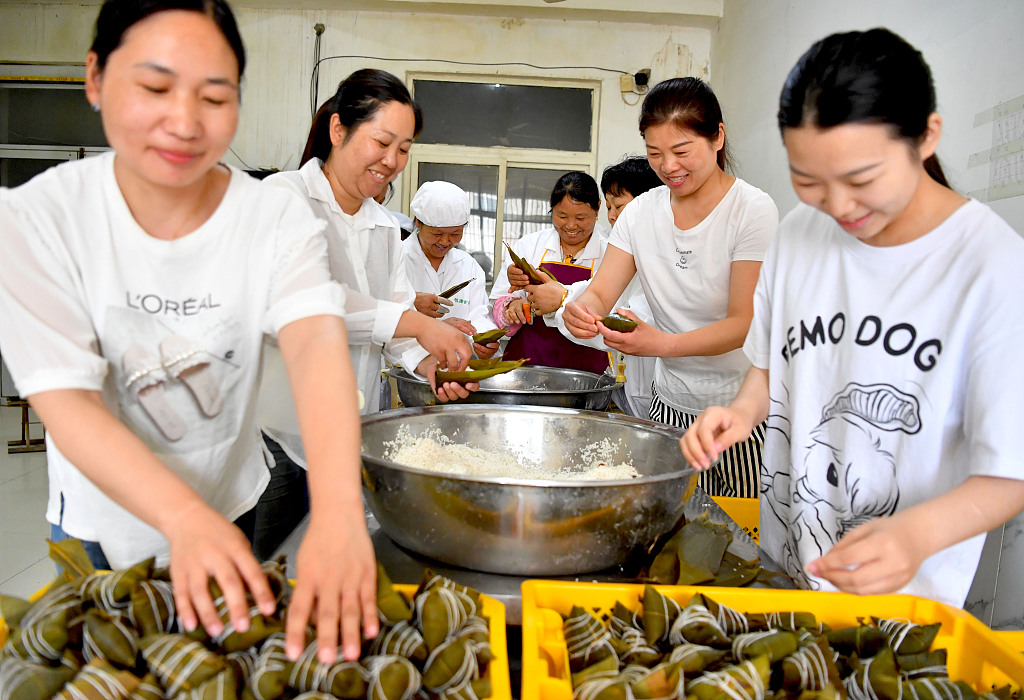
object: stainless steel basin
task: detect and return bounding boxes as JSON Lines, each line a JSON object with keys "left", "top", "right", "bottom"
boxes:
{"left": 360, "top": 405, "right": 697, "bottom": 575}
{"left": 386, "top": 364, "right": 617, "bottom": 410}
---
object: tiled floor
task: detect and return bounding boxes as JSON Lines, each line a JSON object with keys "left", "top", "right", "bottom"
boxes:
{"left": 0, "top": 403, "right": 55, "bottom": 599}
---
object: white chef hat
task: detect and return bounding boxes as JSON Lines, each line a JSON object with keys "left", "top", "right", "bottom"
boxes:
{"left": 410, "top": 181, "right": 471, "bottom": 227}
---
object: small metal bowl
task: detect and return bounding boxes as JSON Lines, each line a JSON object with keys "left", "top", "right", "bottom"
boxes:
{"left": 387, "top": 364, "right": 617, "bottom": 410}
{"left": 361, "top": 405, "right": 697, "bottom": 575}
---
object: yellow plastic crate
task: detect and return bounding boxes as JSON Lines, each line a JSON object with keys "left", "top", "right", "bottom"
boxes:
{"left": 2, "top": 582, "right": 511, "bottom": 700}
{"left": 997, "top": 631, "right": 1024, "bottom": 654}
{"left": 710, "top": 495, "right": 759, "bottom": 544}
{"left": 520, "top": 580, "right": 1024, "bottom": 700}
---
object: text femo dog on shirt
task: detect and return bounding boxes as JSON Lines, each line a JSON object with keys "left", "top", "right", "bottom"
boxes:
{"left": 781, "top": 312, "right": 942, "bottom": 372}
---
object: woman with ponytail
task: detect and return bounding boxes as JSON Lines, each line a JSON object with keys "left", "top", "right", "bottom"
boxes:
{"left": 563, "top": 77, "right": 778, "bottom": 498}
{"left": 682, "top": 28, "right": 1024, "bottom": 606}
{"left": 254, "top": 69, "right": 474, "bottom": 559}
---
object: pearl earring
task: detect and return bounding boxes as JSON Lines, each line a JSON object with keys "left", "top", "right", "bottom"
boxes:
{"left": 91, "top": 103, "right": 100, "bottom": 112}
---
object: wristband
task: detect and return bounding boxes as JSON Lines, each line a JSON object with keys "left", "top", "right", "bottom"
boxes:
{"left": 557, "top": 288, "right": 570, "bottom": 310}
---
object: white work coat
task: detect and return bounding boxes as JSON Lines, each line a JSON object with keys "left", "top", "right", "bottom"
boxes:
{"left": 401, "top": 233, "right": 495, "bottom": 332}
{"left": 259, "top": 159, "right": 429, "bottom": 464}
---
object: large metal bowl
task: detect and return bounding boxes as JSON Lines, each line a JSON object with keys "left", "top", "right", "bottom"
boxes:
{"left": 387, "top": 364, "right": 617, "bottom": 410}
{"left": 360, "top": 405, "right": 697, "bottom": 575}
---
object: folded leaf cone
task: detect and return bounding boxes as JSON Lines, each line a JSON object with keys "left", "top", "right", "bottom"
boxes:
{"left": 364, "top": 654, "right": 422, "bottom": 700}
{"left": 564, "top": 605, "right": 617, "bottom": 673}
{"left": 53, "top": 657, "right": 141, "bottom": 700}
{"left": 0, "top": 654, "right": 78, "bottom": 700}
{"left": 471, "top": 329, "right": 507, "bottom": 345}
{"left": 435, "top": 358, "right": 526, "bottom": 383}
{"left": 140, "top": 633, "right": 227, "bottom": 697}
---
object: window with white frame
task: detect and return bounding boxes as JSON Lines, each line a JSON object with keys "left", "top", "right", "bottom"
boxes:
{"left": 0, "top": 67, "right": 108, "bottom": 188}
{"left": 406, "top": 75, "right": 599, "bottom": 285}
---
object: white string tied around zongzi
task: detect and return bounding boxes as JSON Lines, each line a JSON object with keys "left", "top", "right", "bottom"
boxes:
{"left": 875, "top": 618, "right": 913, "bottom": 654}
{"left": 669, "top": 604, "right": 725, "bottom": 645}
{"left": 783, "top": 642, "right": 829, "bottom": 689}
{"left": 565, "top": 612, "right": 614, "bottom": 667}
{"left": 688, "top": 658, "right": 767, "bottom": 700}
{"left": 366, "top": 654, "right": 420, "bottom": 700}
{"left": 732, "top": 630, "right": 780, "bottom": 659}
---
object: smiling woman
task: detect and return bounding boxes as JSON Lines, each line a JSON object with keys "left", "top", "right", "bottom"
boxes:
{"left": 562, "top": 78, "right": 779, "bottom": 499}
{"left": 0, "top": 0, "right": 376, "bottom": 664}
{"left": 679, "top": 28, "right": 1024, "bottom": 607}
{"left": 254, "top": 69, "right": 480, "bottom": 567}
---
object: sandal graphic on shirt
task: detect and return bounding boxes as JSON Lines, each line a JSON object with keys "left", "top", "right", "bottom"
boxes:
{"left": 123, "top": 344, "right": 187, "bottom": 442}
{"left": 159, "top": 334, "right": 224, "bottom": 418}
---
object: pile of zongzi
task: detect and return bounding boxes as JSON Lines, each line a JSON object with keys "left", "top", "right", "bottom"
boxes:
{"left": 0, "top": 547, "right": 493, "bottom": 700}
{"left": 561, "top": 585, "right": 1012, "bottom": 700}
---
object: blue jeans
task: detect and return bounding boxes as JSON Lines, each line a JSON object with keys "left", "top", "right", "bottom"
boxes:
{"left": 251, "top": 433, "right": 310, "bottom": 561}
{"left": 51, "top": 518, "right": 111, "bottom": 571}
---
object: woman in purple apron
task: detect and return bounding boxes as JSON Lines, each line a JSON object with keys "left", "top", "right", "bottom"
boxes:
{"left": 491, "top": 172, "right": 610, "bottom": 374}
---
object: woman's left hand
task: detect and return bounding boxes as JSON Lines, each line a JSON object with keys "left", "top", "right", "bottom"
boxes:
{"left": 526, "top": 280, "right": 567, "bottom": 316}
{"left": 474, "top": 341, "right": 500, "bottom": 359}
{"left": 598, "top": 309, "right": 664, "bottom": 356}
{"left": 287, "top": 507, "right": 377, "bottom": 662}
{"left": 416, "top": 357, "right": 480, "bottom": 401}
{"left": 806, "top": 511, "right": 926, "bottom": 595}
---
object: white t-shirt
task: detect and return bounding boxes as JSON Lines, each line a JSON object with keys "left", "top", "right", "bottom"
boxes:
{"left": 259, "top": 159, "right": 428, "bottom": 465}
{"left": 401, "top": 233, "right": 494, "bottom": 331}
{"left": 745, "top": 200, "right": 1024, "bottom": 607}
{"left": 0, "top": 153, "right": 346, "bottom": 568}
{"left": 609, "top": 181, "right": 777, "bottom": 412}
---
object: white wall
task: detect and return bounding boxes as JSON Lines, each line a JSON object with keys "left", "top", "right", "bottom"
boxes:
{"left": 0, "top": 3, "right": 715, "bottom": 207}
{"left": 711, "top": 0, "right": 1024, "bottom": 231}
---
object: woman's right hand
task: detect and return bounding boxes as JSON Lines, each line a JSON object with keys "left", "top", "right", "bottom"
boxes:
{"left": 416, "top": 319, "right": 472, "bottom": 372}
{"left": 679, "top": 406, "right": 753, "bottom": 470}
{"left": 165, "top": 500, "right": 275, "bottom": 639}
{"left": 562, "top": 301, "right": 600, "bottom": 339}
{"left": 507, "top": 263, "right": 530, "bottom": 291}
{"left": 414, "top": 292, "right": 454, "bottom": 318}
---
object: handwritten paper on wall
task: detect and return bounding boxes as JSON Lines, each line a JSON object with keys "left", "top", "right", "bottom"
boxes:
{"left": 968, "top": 95, "right": 1024, "bottom": 202}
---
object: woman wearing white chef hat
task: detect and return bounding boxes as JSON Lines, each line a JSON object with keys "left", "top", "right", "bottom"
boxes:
{"left": 404, "top": 181, "right": 500, "bottom": 359}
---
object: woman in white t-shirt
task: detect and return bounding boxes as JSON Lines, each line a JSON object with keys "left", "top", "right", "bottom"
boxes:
{"left": 0, "top": 0, "right": 372, "bottom": 663}
{"left": 681, "top": 29, "right": 1024, "bottom": 605}
{"left": 563, "top": 78, "right": 778, "bottom": 498}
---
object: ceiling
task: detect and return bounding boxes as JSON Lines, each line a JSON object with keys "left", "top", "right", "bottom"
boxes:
{"left": 27, "top": 0, "right": 723, "bottom": 26}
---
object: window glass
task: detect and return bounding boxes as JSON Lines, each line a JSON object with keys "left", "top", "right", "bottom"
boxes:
{"left": 0, "top": 84, "right": 106, "bottom": 147}
{"left": 503, "top": 168, "right": 563, "bottom": 244}
{"left": 416, "top": 162, "right": 499, "bottom": 285}
{"left": 413, "top": 80, "right": 592, "bottom": 151}
{"left": 0, "top": 157, "right": 66, "bottom": 187}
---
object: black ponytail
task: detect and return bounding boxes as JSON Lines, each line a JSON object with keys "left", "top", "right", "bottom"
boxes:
{"left": 300, "top": 68, "right": 423, "bottom": 166}
{"left": 91, "top": 0, "right": 245, "bottom": 77}
{"left": 779, "top": 28, "right": 949, "bottom": 187}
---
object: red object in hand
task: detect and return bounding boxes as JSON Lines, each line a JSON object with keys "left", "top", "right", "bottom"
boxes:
{"left": 523, "top": 302, "right": 532, "bottom": 324}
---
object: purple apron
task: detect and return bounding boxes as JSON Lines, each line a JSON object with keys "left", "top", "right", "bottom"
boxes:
{"left": 503, "top": 256, "right": 610, "bottom": 375}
